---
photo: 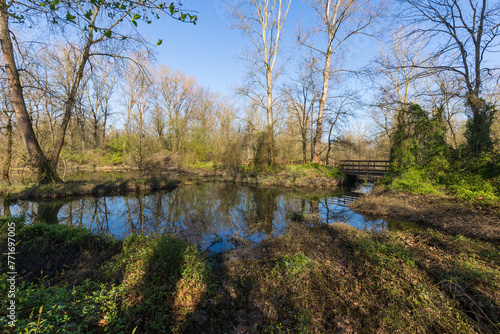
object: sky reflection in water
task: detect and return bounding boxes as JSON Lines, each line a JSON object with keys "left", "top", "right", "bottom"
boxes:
{"left": 1, "top": 183, "right": 388, "bottom": 253}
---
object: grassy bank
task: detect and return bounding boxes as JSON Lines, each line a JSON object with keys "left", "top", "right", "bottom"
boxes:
{"left": 187, "top": 162, "right": 344, "bottom": 188}
{"left": 1, "top": 216, "right": 498, "bottom": 333}
{"left": 0, "top": 176, "right": 180, "bottom": 202}
{"left": 386, "top": 149, "right": 500, "bottom": 207}
{"left": 351, "top": 188, "right": 500, "bottom": 243}
{"left": 0, "top": 163, "right": 344, "bottom": 201}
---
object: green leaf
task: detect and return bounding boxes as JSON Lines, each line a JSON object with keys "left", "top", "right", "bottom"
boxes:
{"left": 132, "top": 13, "right": 141, "bottom": 20}
{"left": 84, "top": 10, "right": 92, "bottom": 20}
{"left": 131, "top": 20, "right": 137, "bottom": 27}
{"left": 169, "top": 3, "right": 177, "bottom": 15}
{"left": 66, "top": 12, "right": 76, "bottom": 23}
{"left": 7, "top": 12, "right": 25, "bottom": 22}
{"left": 156, "top": 39, "right": 162, "bottom": 46}
{"left": 49, "top": 0, "right": 59, "bottom": 11}
{"left": 105, "top": 30, "right": 112, "bottom": 38}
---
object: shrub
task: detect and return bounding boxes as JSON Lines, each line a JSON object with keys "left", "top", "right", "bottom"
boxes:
{"left": 389, "top": 169, "right": 446, "bottom": 196}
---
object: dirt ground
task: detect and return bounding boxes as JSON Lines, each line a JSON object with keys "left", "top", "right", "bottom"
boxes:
{"left": 350, "top": 188, "right": 500, "bottom": 243}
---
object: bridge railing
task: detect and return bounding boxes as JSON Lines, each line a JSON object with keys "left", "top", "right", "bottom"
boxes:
{"left": 338, "top": 160, "right": 389, "bottom": 178}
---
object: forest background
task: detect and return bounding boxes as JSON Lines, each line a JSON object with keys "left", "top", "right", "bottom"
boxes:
{"left": 1, "top": 0, "right": 499, "bottom": 201}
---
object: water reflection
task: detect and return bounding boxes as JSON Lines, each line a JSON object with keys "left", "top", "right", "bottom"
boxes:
{"left": 1, "top": 183, "right": 393, "bottom": 252}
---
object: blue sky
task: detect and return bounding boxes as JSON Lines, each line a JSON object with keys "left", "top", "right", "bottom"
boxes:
{"left": 140, "top": 1, "right": 381, "bottom": 97}
{"left": 142, "top": 1, "right": 246, "bottom": 95}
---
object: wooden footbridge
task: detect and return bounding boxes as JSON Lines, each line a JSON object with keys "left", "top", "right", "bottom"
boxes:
{"left": 338, "top": 160, "right": 389, "bottom": 181}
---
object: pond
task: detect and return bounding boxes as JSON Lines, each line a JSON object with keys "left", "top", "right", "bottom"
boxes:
{"left": 0, "top": 182, "right": 412, "bottom": 253}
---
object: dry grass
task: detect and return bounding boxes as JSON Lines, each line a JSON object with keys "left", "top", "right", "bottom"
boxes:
{"left": 182, "top": 223, "right": 489, "bottom": 333}
{"left": 350, "top": 188, "right": 500, "bottom": 243}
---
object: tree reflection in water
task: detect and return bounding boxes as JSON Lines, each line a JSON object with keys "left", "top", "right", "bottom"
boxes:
{"left": 1, "top": 183, "right": 390, "bottom": 252}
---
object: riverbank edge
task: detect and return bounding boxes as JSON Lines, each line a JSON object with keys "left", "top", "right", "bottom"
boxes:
{"left": 0, "top": 168, "right": 344, "bottom": 202}
{"left": 183, "top": 168, "right": 343, "bottom": 188}
{"left": 350, "top": 187, "right": 500, "bottom": 243}
{"left": 0, "top": 178, "right": 181, "bottom": 202}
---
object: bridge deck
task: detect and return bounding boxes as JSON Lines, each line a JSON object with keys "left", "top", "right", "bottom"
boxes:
{"left": 338, "top": 160, "right": 389, "bottom": 180}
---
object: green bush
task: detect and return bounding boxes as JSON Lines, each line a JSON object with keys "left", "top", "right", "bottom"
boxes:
{"left": 386, "top": 104, "right": 499, "bottom": 204}
{"left": 18, "top": 223, "right": 111, "bottom": 251}
{"left": 63, "top": 151, "right": 87, "bottom": 164}
{"left": 0, "top": 215, "right": 24, "bottom": 235}
{"left": 389, "top": 169, "right": 446, "bottom": 196}
{"left": 103, "top": 136, "right": 127, "bottom": 165}
{"left": 446, "top": 174, "right": 498, "bottom": 202}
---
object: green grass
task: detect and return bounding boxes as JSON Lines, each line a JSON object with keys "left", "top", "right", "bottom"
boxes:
{"left": 189, "top": 161, "right": 216, "bottom": 170}
{"left": 389, "top": 168, "right": 447, "bottom": 196}
{"left": 387, "top": 152, "right": 500, "bottom": 205}
{"left": 389, "top": 170, "right": 500, "bottom": 204}
{"left": 0, "top": 222, "right": 210, "bottom": 333}
{"left": 287, "top": 163, "right": 344, "bottom": 178}
{"left": 2, "top": 217, "right": 498, "bottom": 333}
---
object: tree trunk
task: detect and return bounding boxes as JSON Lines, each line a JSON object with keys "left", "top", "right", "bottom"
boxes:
{"left": 102, "top": 110, "right": 107, "bottom": 148}
{"left": 301, "top": 129, "right": 307, "bottom": 164}
{"left": 466, "top": 94, "right": 494, "bottom": 155}
{"left": 50, "top": 37, "right": 93, "bottom": 169}
{"left": 326, "top": 140, "right": 331, "bottom": 166}
{"left": 94, "top": 120, "right": 99, "bottom": 148}
{"left": 0, "top": 4, "right": 61, "bottom": 183}
{"left": 2, "top": 113, "right": 12, "bottom": 184}
{"left": 312, "top": 52, "right": 332, "bottom": 163}
{"left": 266, "top": 71, "right": 275, "bottom": 166}
{"left": 266, "top": 76, "right": 274, "bottom": 129}
{"left": 325, "top": 119, "right": 336, "bottom": 166}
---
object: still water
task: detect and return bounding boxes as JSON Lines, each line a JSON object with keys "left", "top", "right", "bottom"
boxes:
{"left": 1, "top": 182, "right": 400, "bottom": 253}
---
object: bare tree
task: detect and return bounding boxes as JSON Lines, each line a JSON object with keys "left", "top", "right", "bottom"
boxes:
{"left": 121, "top": 57, "right": 154, "bottom": 167}
{"left": 369, "top": 27, "right": 428, "bottom": 140}
{"left": 324, "top": 92, "right": 356, "bottom": 164}
{"left": 85, "top": 60, "right": 116, "bottom": 148}
{"left": 155, "top": 66, "right": 197, "bottom": 153}
{"left": 401, "top": 0, "right": 500, "bottom": 154}
{"left": 230, "top": 0, "right": 292, "bottom": 165}
{"left": 283, "top": 57, "right": 319, "bottom": 163}
{"left": 422, "top": 72, "right": 464, "bottom": 148}
{"left": 299, "top": 0, "right": 384, "bottom": 163}
{"left": 0, "top": 0, "right": 196, "bottom": 183}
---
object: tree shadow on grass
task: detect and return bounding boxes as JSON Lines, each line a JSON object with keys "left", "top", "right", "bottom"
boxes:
{"left": 402, "top": 230, "right": 500, "bottom": 333}
{"left": 0, "top": 222, "right": 120, "bottom": 286}
{"left": 105, "top": 235, "right": 213, "bottom": 333}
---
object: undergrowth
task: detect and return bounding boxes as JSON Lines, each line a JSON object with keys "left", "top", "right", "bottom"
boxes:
{"left": 1, "top": 217, "right": 498, "bottom": 333}
{"left": 387, "top": 103, "right": 500, "bottom": 205}
{"left": 388, "top": 151, "right": 500, "bottom": 205}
